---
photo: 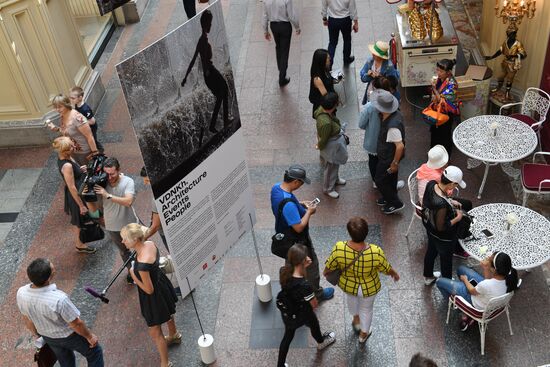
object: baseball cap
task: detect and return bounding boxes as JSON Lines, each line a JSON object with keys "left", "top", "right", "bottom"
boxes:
{"left": 286, "top": 164, "right": 311, "bottom": 184}
{"left": 443, "top": 166, "right": 466, "bottom": 189}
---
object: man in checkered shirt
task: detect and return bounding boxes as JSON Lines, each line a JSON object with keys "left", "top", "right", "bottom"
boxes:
{"left": 17, "top": 258, "right": 104, "bottom": 366}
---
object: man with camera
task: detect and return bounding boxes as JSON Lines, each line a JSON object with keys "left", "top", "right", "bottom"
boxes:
{"left": 94, "top": 157, "right": 136, "bottom": 284}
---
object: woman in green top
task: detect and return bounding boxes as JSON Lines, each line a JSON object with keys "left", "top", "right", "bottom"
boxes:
{"left": 314, "top": 92, "right": 348, "bottom": 199}
{"left": 324, "top": 217, "right": 400, "bottom": 343}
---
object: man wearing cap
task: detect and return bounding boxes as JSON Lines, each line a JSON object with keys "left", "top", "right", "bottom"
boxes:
{"left": 372, "top": 89, "right": 405, "bottom": 214}
{"left": 263, "top": 0, "right": 300, "bottom": 87}
{"left": 322, "top": 0, "right": 358, "bottom": 68}
{"left": 360, "top": 41, "right": 399, "bottom": 105}
{"left": 270, "top": 165, "right": 335, "bottom": 301}
{"left": 422, "top": 166, "right": 466, "bottom": 282}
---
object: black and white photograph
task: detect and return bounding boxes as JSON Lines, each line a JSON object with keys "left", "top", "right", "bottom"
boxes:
{"left": 116, "top": 2, "right": 240, "bottom": 196}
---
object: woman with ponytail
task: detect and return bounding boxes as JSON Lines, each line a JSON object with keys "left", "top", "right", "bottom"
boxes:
{"left": 436, "top": 251, "right": 518, "bottom": 331}
{"left": 278, "top": 244, "right": 336, "bottom": 367}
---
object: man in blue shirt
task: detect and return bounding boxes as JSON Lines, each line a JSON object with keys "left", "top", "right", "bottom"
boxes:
{"left": 271, "top": 164, "right": 334, "bottom": 301}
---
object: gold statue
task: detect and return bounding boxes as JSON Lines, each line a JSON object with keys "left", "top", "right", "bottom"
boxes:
{"left": 407, "top": 0, "right": 443, "bottom": 41}
{"left": 485, "top": 25, "right": 527, "bottom": 102}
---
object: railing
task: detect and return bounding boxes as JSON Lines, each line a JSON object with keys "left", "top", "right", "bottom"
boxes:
{"left": 68, "top": 0, "right": 101, "bottom": 17}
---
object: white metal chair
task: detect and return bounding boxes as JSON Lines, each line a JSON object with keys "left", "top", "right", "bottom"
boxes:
{"left": 446, "top": 292, "right": 514, "bottom": 355}
{"left": 500, "top": 87, "right": 550, "bottom": 151}
{"left": 405, "top": 168, "right": 423, "bottom": 237}
{"left": 521, "top": 151, "right": 550, "bottom": 206}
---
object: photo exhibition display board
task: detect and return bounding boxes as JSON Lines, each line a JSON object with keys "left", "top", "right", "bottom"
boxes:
{"left": 116, "top": 0, "right": 255, "bottom": 298}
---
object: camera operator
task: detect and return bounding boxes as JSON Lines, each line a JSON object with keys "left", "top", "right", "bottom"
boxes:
{"left": 94, "top": 157, "right": 137, "bottom": 284}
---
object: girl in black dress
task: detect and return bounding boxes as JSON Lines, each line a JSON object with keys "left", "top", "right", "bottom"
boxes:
{"left": 121, "top": 223, "right": 180, "bottom": 367}
{"left": 52, "top": 136, "right": 96, "bottom": 254}
{"left": 309, "top": 49, "right": 335, "bottom": 118}
{"left": 181, "top": 9, "right": 231, "bottom": 134}
{"left": 277, "top": 244, "right": 335, "bottom": 367}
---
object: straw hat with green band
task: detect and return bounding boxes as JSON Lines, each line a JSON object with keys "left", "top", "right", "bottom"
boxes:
{"left": 368, "top": 41, "right": 390, "bottom": 60}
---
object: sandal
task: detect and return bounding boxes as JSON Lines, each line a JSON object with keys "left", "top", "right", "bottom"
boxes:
{"left": 164, "top": 332, "right": 182, "bottom": 346}
{"left": 75, "top": 246, "right": 97, "bottom": 254}
{"left": 358, "top": 330, "right": 372, "bottom": 343}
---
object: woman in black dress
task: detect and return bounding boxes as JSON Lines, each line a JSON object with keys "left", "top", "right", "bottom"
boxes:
{"left": 52, "top": 136, "right": 96, "bottom": 254}
{"left": 309, "top": 49, "right": 335, "bottom": 118}
{"left": 181, "top": 9, "right": 231, "bottom": 134}
{"left": 122, "top": 223, "right": 180, "bottom": 367}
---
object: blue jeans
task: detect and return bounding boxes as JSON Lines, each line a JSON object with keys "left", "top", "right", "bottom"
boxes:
{"left": 43, "top": 333, "right": 104, "bottom": 367}
{"left": 436, "top": 265, "right": 485, "bottom": 305}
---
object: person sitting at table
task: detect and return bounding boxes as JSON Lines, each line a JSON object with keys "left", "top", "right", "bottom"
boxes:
{"left": 422, "top": 166, "right": 466, "bottom": 282}
{"left": 435, "top": 251, "right": 518, "bottom": 331}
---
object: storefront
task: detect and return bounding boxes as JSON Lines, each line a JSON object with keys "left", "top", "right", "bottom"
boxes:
{"left": 69, "top": 0, "right": 115, "bottom": 66}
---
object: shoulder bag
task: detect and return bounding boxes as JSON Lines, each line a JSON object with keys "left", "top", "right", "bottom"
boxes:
{"left": 422, "top": 99, "right": 449, "bottom": 127}
{"left": 325, "top": 242, "right": 365, "bottom": 286}
{"left": 79, "top": 215, "right": 104, "bottom": 243}
{"left": 34, "top": 343, "right": 57, "bottom": 367}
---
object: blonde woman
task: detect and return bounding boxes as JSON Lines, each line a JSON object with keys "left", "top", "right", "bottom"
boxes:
{"left": 324, "top": 217, "right": 399, "bottom": 343}
{"left": 121, "top": 223, "right": 180, "bottom": 367}
{"left": 52, "top": 136, "right": 96, "bottom": 254}
{"left": 47, "top": 94, "right": 98, "bottom": 165}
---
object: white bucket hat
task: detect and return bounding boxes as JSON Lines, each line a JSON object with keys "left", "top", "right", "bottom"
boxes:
{"left": 426, "top": 145, "right": 449, "bottom": 169}
{"left": 443, "top": 166, "right": 466, "bottom": 189}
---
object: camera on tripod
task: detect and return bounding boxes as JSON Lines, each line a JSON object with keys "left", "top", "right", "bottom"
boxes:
{"left": 79, "top": 154, "right": 108, "bottom": 202}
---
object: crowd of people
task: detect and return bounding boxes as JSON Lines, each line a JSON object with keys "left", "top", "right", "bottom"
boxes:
{"left": 263, "top": 1, "right": 519, "bottom": 366}
{"left": 14, "top": 1, "right": 522, "bottom": 366}
{"left": 17, "top": 86, "right": 181, "bottom": 367}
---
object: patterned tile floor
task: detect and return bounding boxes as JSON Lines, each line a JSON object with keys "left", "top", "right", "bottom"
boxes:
{"left": 0, "top": 0, "right": 549, "bottom": 366}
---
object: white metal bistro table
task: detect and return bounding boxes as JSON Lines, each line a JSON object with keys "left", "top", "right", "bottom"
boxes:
{"left": 453, "top": 115, "right": 538, "bottom": 199}
{"left": 460, "top": 203, "right": 550, "bottom": 270}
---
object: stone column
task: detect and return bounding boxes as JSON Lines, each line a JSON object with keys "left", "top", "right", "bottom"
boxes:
{"left": 0, "top": 0, "right": 101, "bottom": 147}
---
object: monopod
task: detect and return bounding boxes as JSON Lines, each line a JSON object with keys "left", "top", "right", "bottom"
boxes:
{"left": 85, "top": 250, "right": 136, "bottom": 304}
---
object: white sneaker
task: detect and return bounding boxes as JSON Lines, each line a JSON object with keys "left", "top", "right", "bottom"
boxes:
{"left": 372, "top": 182, "right": 377, "bottom": 189}
{"left": 317, "top": 331, "right": 336, "bottom": 350}
{"left": 284, "top": 364, "right": 289, "bottom": 367}
{"left": 396, "top": 180, "right": 405, "bottom": 190}
{"left": 423, "top": 271, "right": 441, "bottom": 286}
{"left": 325, "top": 191, "right": 339, "bottom": 199}
{"left": 336, "top": 178, "right": 346, "bottom": 185}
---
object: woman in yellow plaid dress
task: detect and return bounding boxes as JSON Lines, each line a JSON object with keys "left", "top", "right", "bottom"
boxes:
{"left": 324, "top": 217, "right": 400, "bottom": 342}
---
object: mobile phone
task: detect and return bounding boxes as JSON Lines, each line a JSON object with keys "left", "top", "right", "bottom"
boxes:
{"left": 481, "top": 229, "right": 494, "bottom": 239}
{"left": 469, "top": 279, "right": 478, "bottom": 287}
{"left": 311, "top": 197, "right": 320, "bottom": 205}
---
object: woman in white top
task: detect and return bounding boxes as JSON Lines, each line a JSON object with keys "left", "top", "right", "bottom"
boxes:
{"left": 436, "top": 251, "right": 518, "bottom": 331}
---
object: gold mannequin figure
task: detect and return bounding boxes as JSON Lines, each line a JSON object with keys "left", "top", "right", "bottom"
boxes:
{"left": 485, "top": 26, "right": 527, "bottom": 102}
{"left": 407, "top": 0, "right": 443, "bottom": 41}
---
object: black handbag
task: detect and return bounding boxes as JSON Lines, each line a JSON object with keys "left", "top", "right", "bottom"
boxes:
{"left": 34, "top": 343, "right": 57, "bottom": 367}
{"left": 271, "top": 198, "right": 310, "bottom": 259}
{"left": 79, "top": 215, "right": 104, "bottom": 243}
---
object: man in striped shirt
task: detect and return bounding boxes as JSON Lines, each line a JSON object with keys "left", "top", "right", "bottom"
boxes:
{"left": 17, "top": 258, "right": 104, "bottom": 367}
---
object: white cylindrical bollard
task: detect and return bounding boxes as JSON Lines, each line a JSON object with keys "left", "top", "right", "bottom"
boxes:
{"left": 198, "top": 334, "right": 216, "bottom": 364}
{"left": 256, "top": 274, "right": 272, "bottom": 302}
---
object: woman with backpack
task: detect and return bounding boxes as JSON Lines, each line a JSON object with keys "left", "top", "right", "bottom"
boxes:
{"left": 277, "top": 244, "right": 336, "bottom": 367}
